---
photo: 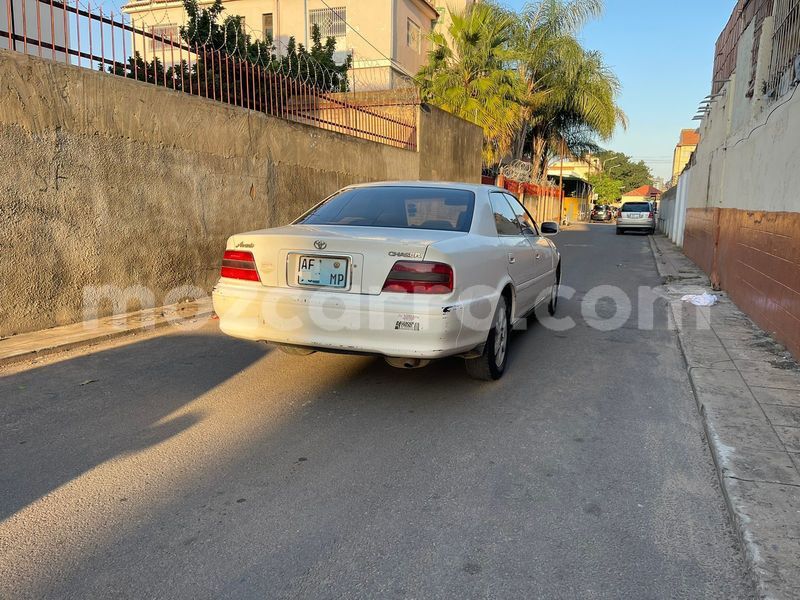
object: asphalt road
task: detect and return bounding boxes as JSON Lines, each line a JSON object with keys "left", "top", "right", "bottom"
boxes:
{"left": 0, "top": 223, "right": 754, "bottom": 599}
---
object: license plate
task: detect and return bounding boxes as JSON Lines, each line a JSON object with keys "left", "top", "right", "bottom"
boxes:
{"left": 297, "top": 255, "right": 349, "bottom": 288}
{"left": 628, "top": 213, "right": 643, "bottom": 219}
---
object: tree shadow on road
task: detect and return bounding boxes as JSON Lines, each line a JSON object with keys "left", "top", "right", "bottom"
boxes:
{"left": 0, "top": 330, "right": 267, "bottom": 521}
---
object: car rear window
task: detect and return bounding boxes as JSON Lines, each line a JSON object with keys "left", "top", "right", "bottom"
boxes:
{"left": 621, "top": 202, "right": 651, "bottom": 212}
{"left": 296, "top": 187, "right": 476, "bottom": 232}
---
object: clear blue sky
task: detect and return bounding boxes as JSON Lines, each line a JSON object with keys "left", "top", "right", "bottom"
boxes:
{"left": 499, "top": 0, "right": 737, "bottom": 180}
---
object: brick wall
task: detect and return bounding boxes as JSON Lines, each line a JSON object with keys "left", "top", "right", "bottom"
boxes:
{"left": 717, "top": 209, "right": 800, "bottom": 356}
{"left": 683, "top": 208, "right": 717, "bottom": 276}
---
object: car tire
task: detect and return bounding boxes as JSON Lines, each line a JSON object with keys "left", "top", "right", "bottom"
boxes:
{"left": 548, "top": 265, "right": 561, "bottom": 316}
{"left": 465, "top": 295, "right": 509, "bottom": 381}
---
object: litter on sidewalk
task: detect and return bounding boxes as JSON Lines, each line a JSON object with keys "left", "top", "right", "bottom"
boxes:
{"left": 680, "top": 292, "right": 719, "bottom": 307}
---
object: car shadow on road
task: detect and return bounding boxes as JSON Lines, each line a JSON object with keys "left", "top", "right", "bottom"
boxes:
{"left": 0, "top": 331, "right": 267, "bottom": 522}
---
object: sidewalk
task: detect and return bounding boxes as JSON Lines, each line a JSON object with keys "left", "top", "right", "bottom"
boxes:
{"left": 0, "top": 298, "right": 213, "bottom": 367}
{"left": 650, "top": 234, "right": 800, "bottom": 599}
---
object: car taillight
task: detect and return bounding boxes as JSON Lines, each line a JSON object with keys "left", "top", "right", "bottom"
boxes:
{"left": 382, "top": 261, "right": 454, "bottom": 294}
{"left": 648, "top": 212, "right": 654, "bottom": 218}
{"left": 220, "top": 250, "right": 260, "bottom": 282}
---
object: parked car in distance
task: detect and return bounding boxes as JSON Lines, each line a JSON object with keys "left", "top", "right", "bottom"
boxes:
{"left": 617, "top": 201, "right": 656, "bottom": 234}
{"left": 212, "top": 182, "right": 562, "bottom": 380}
{"left": 590, "top": 205, "right": 612, "bottom": 222}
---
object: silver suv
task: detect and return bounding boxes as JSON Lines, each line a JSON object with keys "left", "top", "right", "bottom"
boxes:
{"left": 616, "top": 201, "right": 655, "bottom": 235}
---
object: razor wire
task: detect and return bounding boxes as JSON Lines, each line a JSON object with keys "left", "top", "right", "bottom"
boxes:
{"left": 500, "top": 160, "right": 534, "bottom": 183}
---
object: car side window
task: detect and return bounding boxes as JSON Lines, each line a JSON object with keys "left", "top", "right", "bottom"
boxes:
{"left": 504, "top": 194, "right": 539, "bottom": 236}
{"left": 490, "top": 194, "right": 523, "bottom": 236}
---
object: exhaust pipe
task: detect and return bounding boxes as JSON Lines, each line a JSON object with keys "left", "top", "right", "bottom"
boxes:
{"left": 385, "top": 357, "right": 431, "bottom": 369}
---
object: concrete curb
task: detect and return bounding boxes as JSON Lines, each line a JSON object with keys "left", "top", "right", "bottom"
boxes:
{"left": 648, "top": 234, "right": 800, "bottom": 600}
{"left": 670, "top": 303, "right": 764, "bottom": 600}
{"left": 0, "top": 298, "right": 214, "bottom": 367}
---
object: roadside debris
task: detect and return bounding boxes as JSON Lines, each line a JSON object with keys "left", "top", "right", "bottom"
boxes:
{"left": 681, "top": 293, "right": 718, "bottom": 307}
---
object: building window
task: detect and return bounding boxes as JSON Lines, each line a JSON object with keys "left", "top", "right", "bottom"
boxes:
{"left": 150, "top": 25, "right": 179, "bottom": 51}
{"left": 309, "top": 7, "right": 347, "bottom": 39}
{"left": 407, "top": 18, "right": 421, "bottom": 53}
{"left": 262, "top": 13, "right": 274, "bottom": 42}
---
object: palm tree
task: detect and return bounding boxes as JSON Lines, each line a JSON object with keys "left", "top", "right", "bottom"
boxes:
{"left": 416, "top": 0, "right": 625, "bottom": 176}
{"left": 415, "top": 3, "right": 528, "bottom": 165}
{"left": 513, "top": 0, "right": 627, "bottom": 179}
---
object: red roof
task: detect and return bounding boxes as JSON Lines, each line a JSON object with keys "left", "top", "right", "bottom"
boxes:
{"left": 679, "top": 129, "right": 700, "bottom": 146}
{"left": 624, "top": 185, "right": 662, "bottom": 197}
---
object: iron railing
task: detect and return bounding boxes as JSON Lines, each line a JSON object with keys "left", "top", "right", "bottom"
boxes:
{"left": 712, "top": 0, "right": 774, "bottom": 96}
{"left": 748, "top": 0, "right": 774, "bottom": 96}
{"left": 0, "top": 0, "right": 418, "bottom": 150}
{"left": 767, "top": 0, "right": 800, "bottom": 97}
{"left": 712, "top": 0, "right": 800, "bottom": 100}
{"left": 713, "top": 1, "right": 745, "bottom": 95}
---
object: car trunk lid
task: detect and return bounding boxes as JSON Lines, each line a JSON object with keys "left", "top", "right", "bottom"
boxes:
{"left": 227, "top": 225, "right": 466, "bottom": 294}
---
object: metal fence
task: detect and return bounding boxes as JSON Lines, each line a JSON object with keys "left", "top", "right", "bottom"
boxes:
{"left": 712, "top": 0, "right": 800, "bottom": 100}
{"left": 748, "top": 0, "right": 775, "bottom": 96}
{"left": 768, "top": 0, "right": 800, "bottom": 97}
{"left": 712, "top": 0, "right": 774, "bottom": 96}
{"left": 0, "top": 0, "right": 418, "bottom": 150}
{"left": 713, "top": 2, "right": 744, "bottom": 95}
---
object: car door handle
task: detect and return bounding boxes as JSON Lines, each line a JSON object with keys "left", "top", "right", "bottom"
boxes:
{"left": 535, "top": 252, "right": 541, "bottom": 260}
{"left": 508, "top": 253, "right": 516, "bottom": 264}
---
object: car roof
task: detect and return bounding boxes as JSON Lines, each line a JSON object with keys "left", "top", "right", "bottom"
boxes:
{"left": 343, "top": 181, "right": 500, "bottom": 194}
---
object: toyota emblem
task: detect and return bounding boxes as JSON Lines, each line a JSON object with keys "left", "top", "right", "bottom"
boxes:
{"left": 314, "top": 240, "right": 327, "bottom": 250}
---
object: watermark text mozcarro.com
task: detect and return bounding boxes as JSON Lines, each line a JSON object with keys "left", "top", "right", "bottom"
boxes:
{"left": 81, "top": 283, "right": 713, "bottom": 334}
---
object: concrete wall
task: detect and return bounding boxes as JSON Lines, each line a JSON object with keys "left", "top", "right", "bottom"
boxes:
{"left": 657, "top": 186, "right": 677, "bottom": 235}
{"left": 682, "top": 17, "right": 800, "bottom": 358}
{"left": 0, "top": 50, "right": 480, "bottom": 337}
{"left": 417, "top": 104, "right": 483, "bottom": 183}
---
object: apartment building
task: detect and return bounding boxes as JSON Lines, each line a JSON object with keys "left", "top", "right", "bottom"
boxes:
{"left": 670, "top": 128, "right": 699, "bottom": 186}
{"left": 122, "top": 0, "right": 456, "bottom": 89}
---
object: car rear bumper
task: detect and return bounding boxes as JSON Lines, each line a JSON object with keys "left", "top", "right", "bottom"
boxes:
{"left": 617, "top": 219, "right": 655, "bottom": 229}
{"left": 212, "top": 281, "right": 493, "bottom": 359}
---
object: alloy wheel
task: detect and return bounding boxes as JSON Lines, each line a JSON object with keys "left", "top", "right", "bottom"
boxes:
{"left": 494, "top": 303, "right": 508, "bottom": 365}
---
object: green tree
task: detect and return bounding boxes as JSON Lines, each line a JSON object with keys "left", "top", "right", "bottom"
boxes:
{"left": 416, "top": 0, "right": 626, "bottom": 174}
{"left": 106, "top": 52, "right": 190, "bottom": 90}
{"left": 512, "top": 0, "right": 627, "bottom": 180}
{"left": 415, "top": 3, "right": 528, "bottom": 164}
{"left": 181, "top": 0, "right": 350, "bottom": 97}
{"left": 596, "top": 150, "right": 654, "bottom": 191}
{"left": 277, "top": 26, "right": 352, "bottom": 91}
{"left": 588, "top": 172, "right": 624, "bottom": 203}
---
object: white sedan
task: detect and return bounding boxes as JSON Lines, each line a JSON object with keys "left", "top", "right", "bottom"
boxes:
{"left": 212, "top": 182, "right": 561, "bottom": 380}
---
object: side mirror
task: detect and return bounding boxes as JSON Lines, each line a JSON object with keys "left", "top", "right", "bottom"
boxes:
{"left": 541, "top": 221, "right": 559, "bottom": 236}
